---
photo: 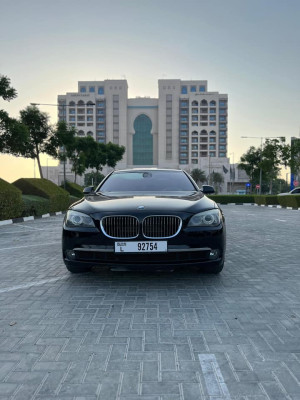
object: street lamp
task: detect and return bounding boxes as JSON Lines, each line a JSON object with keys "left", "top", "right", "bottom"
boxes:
{"left": 30, "top": 102, "right": 95, "bottom": 188}
{"left": 241, "top": 136, "right": 283, "bottom": 195}
{"left": 230, "top": 152, "right": 234, "bottom": 193}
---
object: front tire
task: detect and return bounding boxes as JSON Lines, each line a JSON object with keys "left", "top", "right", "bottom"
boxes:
{"left": 200, "top": 260, "right": 224, "bottom": 274}
{"left": 65, "top": 263, "right": 92, "bottom": 274}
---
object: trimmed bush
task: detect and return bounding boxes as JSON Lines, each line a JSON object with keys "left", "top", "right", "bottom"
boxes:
{"left": 277, "top": 195, "right": 300, "bottom": 208}
{"left": 69, "top": 196, "right": 81, "bottom": 207}
{"left": 13, "top": 178, "right": 70, "bottom": 213}
{"left": 0, "top": 178, "right": 23, "bottom": 220}
{"left": 61, "top": 181, "right": 83, "bottom": 199}
{"left": 22, "top": 195, "right": 50, "bottom": 216}
{"left": 254, "top": 195, "right": 279, "bottom": 206}
{"left": 208, "top": 195, "right": 255, "bottom": 204}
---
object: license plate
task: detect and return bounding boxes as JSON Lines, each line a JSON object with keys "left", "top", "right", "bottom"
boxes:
{"left": 115, "top": 241, "right": 167, "bottom": 253}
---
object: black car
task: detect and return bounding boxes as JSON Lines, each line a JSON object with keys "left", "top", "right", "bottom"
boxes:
{"left": 62, "top": 169, "right": 226, "bottom": 274}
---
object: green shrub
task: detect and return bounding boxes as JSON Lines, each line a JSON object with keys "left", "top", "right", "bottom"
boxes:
{"left": 254, "top": 195, "right": 279, "bottom": 206}
{"left": 61, "top": 181, "right": 83, "bottom": 199}
{"left": 0, "top": 178, "right": 23, "bottom": 220}
{"left": 13, "top": 178, "right": 70, "bottom": 213}
{"left": 277, "top": 195, "right": 300, "bottom": 208}
{"left": 22, "top": 195, "right": 50, "bottom": 216}
{"left": 69, "top": 196, "right": 81, "bottom": 207}
{"left": 207, "top": 195, "right": 255, "bottom": 204}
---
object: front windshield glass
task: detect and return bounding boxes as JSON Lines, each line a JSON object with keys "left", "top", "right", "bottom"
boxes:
{"left": 98, "top": 171, "right": 197, "bottom": 192}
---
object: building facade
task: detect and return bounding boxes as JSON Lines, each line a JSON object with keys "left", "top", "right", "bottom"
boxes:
{"left": 56, "top": 79, "right": 230, "bottom": 191}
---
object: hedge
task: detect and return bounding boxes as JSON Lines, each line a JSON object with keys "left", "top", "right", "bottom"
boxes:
{"left": 61, "top": 181, "right": 83, "bottom": 199}
{"left": 0, "top": 178, "right": 23, "bottom": 220}
{"left": 69, "top": 196, "right": 81, "bottom": 207}
{"left": 13, "top": 178, "right": 70, "bottom": 213}
{"left": 277, "top": 195, "right": 300, "bottom": 208}
{"left": 208, "top": 194, "right": 255, "bottom": 204}
{"left": 254, "top": 195, "right": 279, "bottom": 206}
{"left": 22, "top": 195, "right": 50, "bottom": 217}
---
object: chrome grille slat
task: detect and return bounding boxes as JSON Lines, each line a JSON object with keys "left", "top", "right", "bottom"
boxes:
{"left": 101, "top": 216, "right": 139, "bottom": 239}
{"left": 143, "top": 216, "right": 181, "bottom": 239}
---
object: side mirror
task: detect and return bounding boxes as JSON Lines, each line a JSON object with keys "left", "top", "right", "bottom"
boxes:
{"left": 83, "top": 186, "right": 94, "bottom": 194}
{"left": 201, "top": 185, "right": 215, "bottom": 194}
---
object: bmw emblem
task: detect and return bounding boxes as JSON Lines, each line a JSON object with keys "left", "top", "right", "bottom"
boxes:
{"left": 137, "top": 205, "right": 145, "bottom": 210}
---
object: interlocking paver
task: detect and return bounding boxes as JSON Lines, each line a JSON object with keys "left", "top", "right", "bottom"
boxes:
{"left": 0, "top": 208, "right": 299, "bottom": 398}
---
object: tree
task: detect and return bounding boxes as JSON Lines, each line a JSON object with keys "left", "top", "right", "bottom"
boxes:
{"left": 106, "top": 142, "right": 125, "bottom": 168}
{"left": 18, "top": 106, "right": 54, "bottom": 178}
{"left": 84, "top": 171, "right": 105, "bottom": 187}
{"left": 65, "top": 136, "right": 95, "bottom": 183}
{"left": 0, "top": 75, "right": 28, "bottom": 154}
{"left": 190, "top": 168, "right": 206, "bottom": 186}
{"left": 0, "top": 75, "right": 17, "bottom": 101}
{"left": 209, "top": 171, "right": 224, "bottom": 194}
{"left": 238, "top": 146, "right": 262, "bottom": 189}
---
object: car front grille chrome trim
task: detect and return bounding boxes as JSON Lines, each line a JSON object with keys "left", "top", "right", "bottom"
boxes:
{"left": 101, "top": 216, "right": 139, "bottom": 239}
{"left": 142, "top": 215, "right": 182, "bottom": 239}
{"left": 100, "top": 215, "right": 182, "bottom": 239}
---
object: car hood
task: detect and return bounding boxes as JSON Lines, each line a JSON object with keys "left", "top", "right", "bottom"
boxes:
{"left": 71, "top": 191, "right": 217, "bottom": 215}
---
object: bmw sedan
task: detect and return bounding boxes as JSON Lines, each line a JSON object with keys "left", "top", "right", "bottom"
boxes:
{"left": 62, "top": 169, "right": 226, "bottom": 274}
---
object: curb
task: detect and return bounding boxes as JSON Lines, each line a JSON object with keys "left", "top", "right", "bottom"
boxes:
{"left": 0, "top": 211, "right": 66, "bottom": 226}
{"left": 218, "top": 203, "right": 300, "bottom": 210}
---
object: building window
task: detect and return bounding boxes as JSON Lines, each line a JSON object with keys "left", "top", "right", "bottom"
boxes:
{"left": 89, "top": 86, "right": 95, "bottom": 93}
{"left": 220, "top": 116, "right": 226, "bottom": 121}
{"left": 80, "top": 86, "right": 86, "bottom": 93}
{"left": 219, "top": 145, "right": 226, "bottom": 150}
{"left": 220, "top": 138, "right": 226, "bottom": 143}
{"left": 98, "top": 87, "right": 104, "bottom": 95}
{"left": 180, "top": 138, "right": 187, "bottom": 143}
{"left": 69, "top": 109, "right": 75, "bottom": 114}
{"left": 180, "top": 145, "right": 187, "bottom": 151}
{"left": 209, "top": 130, "right": 216, "bottom": 135}
{"left": 181, "top": 86, "right": 187, "bottom": 94}
{"left": 209, "top": 137, "right": 216, "bottom": 143}
{"left": 192, "top": 108, "right": 198, "bottom": 114}
{"left": 180, "top": 124, "right": 188, "bottom": 129}
{"left": 190, "top": 86, "right": 196, "bottom": 92}
{"left": 192, "top": 145, "right": 198, "bottom": 150}
{"left": 180, "top": 131, "right": 187, "bottom": 136}
{"left": 219, "top": 101, "right": 226, "bottom": 107}
{"left": 199, "top": 85, "right": 205, "bottom": 92}
{"left": 192, "top": 116, "right": 198, "bottom": 121}
{"left": 180, "top": 117, "right": 188, "bottom": 122}
{"left": 209, "top": 145, "right": 216, "bottom": 150}
{"left": 210, "top": 108, "right": 216, "bottom": 114}
{"left": 209, "top": 116, "right": 216, "bottom": 121}
{"left": 180, "top": 101, "right": 188, "bottom": 107}
{"left": 192, "top": 159, "right": 198, "bottom": 164}
{"left": 210, "top": 152, "right": 216, "bottom": 157}
{"left": 191, "top": 100, "right": 198, "bottom": 106}
{"left": 220, "top": 131, "right": 226, "bottom": 136}
{"left": 192, "top": 138, "right": 198, "bottom": 143}
{"left": 180, "top": 160, "right": 188, "bottom": 164}
{"left": 133, "top": 114, "right": 153, "bottom": 165}
{"left": 192, "top": 131, "right": 198, "bottom": 136}
{"left": 210, "top": 100, "right": 216, "bottom": 106}
{"left": 209, "top": 122, "right": 216, "bottom": 126}
{"left": 87, "top": 116, "right": 93, "bottom": 121}
{"left": 180, "top": 152, "right": 188, "bottom": 157}
{"left": 220, "top": 124, "right": 226, "bottom": 128}
{"left": 200, "top": 130, "right": 208, "bottom": 135}
{"left": 192, "top": 152, "right": 198, "bottom": 157}
{"left": 69, "top": 116, "right": 75, "bottom": 122}
{"left": 220, "top": 109, "right": 227, "bottom": 115}
{"left": 192, "top": 122, "right": 198, "bottom": 126}
{"left": 219, "top": 152, "right": 226, "bottom": 157}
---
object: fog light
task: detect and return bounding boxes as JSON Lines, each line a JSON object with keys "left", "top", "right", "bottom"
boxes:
{"left": 66, "top": 250, "right": 76, "bottom": 260}
{"left": 209, "top": 249, "right": 219, "bottom": 260}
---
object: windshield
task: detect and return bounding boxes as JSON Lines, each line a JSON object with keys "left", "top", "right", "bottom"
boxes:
{"left": 98, "top": 170, "right": 197, "bottom": 192}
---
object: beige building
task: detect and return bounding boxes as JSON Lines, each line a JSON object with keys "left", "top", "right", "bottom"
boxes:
{"left": 55, "top": 79, "right": 230, "bottom": 191}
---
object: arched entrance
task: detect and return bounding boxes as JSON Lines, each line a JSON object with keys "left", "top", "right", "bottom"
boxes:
{"left": 133, "top": 114, "right": 153, "bottom": 165}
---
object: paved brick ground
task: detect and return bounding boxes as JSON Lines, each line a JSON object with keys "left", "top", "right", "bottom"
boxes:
{"left": 0, "top": 205, "right": 299, "bottom": 399}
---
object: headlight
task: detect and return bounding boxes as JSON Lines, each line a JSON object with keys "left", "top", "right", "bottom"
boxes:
{"left": 65, "top": 210, "right": 95, "bottom": 228}
{"left": 188, "top": 209, "right": 221, "bottom": 227}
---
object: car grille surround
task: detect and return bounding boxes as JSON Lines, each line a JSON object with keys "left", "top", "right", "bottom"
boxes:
{"left": 142, "top": 215, "right": 182, "bottom": 239}
{"left": 101, "top": 216, "right": 139, "bottom": 239}
{"left": 100, "top": 215, "right": 182, "bottom": 239}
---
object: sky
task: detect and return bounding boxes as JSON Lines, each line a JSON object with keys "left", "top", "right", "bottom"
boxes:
{"left": 1, "top": 0, "right": 300, "bottom": 182}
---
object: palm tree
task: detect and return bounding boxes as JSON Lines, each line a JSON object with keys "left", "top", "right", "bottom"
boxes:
{"left": 190, "top": 168, "right": 207, "bottom": 186}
